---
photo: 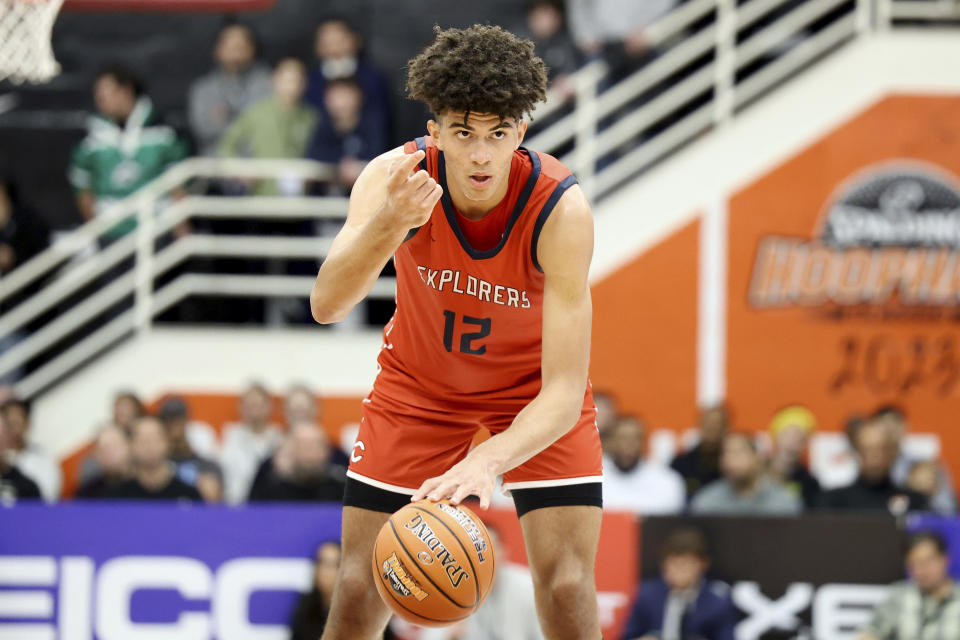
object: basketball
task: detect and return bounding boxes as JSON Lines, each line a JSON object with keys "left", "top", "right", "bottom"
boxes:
{"left": 372, "top": 500, "right": 496, "bottom": 627}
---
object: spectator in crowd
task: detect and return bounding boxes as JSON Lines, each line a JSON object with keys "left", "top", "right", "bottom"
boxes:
{"left": 158, "top": 397, "right": 223, "bottom": 502}
{"left": 671, "top": 405, "right": 728, "bottom": 499}
{"left": 877, "top": 405, "right": 956, "bottom": 514}
{"left": 0, "top": 174, "right": 48, "bottom": 318}
{"left": 594, "top": 389, "right": 619, "bottom": 447}
{"left": 188, "top": 22, "right": 272, "bottom": 156}
{"left": 602, "top": 415, "right": 685, "bottom": 515}
{"left": 1, "top": 398, "right": 61, "bottom": 501}
{"left": 420, "top": 523, "right": 544, "bottom": 640}
{"left": 620, "top": 528, "right": 736, "bottom": 640}
{"left": 75, "top": 424, "right": 131, "bottom": 499}
{"left": 78, "top": 390, "right": 146, "bottom": 486}
{"left": 69, "top": 65, "right": 188, "bottom": 242}
{"left": 220, "top": 382, "right": 283, "bottom": 503}
{"left": 907, "top": 461, "right": 953, "bottom": 514}
{"left": 305, "top": 18, "right": 392, "bottom": 147}
{"left": 106, "top": 417, "right": 201, "bottom": 501}
{"left": 766, "top": 405, "right": 821, "bottom": 507}
{"left": 306, "top": 78, "right": 386, "bottom": 193}
{"left": 218, "top": 59, "right": 318, "bottom": 195}
{"left": 0, "top": 411, "right": 41, "bottom": 502}
{"left": 567, "top": 0, "right": 675, "bottom": 79}
{"left": 0, "top": 174, "right": 46, "bottom": 277}
{"left": 248, "top": 422, "right": 345, "bottom": 502}
{"left": 860, "top": 531, "right": 960, "bottom": 640}
{"left": 290, "top": 541, "right": 347, "bottom": 640}
{"left": 157, "top": 396, "right": 218, "bottom": 459}
{"left": 113, "top": 390, "right": 146, "bottom": 434}
{"left": 280, "top": 384, "right": 349, "bottom": 468}
{"left": 519, "top": 0, "right": 582, "bottom": 96}
{"left": 691, "top": 432, "right": 802, "bottom": 516}
{"left": 817, "top": 417, "right": 928, "bottom": 514}
{"left": 285, "top": 383, "right": 320, "bottom": 427}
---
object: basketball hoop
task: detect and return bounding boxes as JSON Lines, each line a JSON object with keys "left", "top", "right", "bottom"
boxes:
{"left": 0, "top": 0, "right": 66, "bottom": 84}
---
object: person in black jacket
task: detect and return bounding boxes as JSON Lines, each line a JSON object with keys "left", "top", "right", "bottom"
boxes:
{"left": 817, "top": 417, "right": 928, "bottom": 515}
{"left": 0, "top": 174, "right": 49, "bottom": 384}
{"left": 0, "top": 412, "right": 41, "bottom": 502}
{"left": 248, "top": 422, "right": 345, "bottom": 503}
{"left": 106, "top": 417, "right": 201, "bottom": 502}
{"left": 671, "top": 405, "right": 728, "bottom": 499}
{"left": 290, "top": 541, "right": 397, "bottom": 640}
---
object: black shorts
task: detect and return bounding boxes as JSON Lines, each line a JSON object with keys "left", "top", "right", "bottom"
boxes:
{"left": 342, "top": 476, "right": 602, "bottom": 518}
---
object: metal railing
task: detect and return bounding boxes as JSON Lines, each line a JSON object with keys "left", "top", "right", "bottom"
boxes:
{"left": 0, "top": 158, "right": 399, "bottom": 396}
{"left": 2, "top": 0, "right": 958, "bottom": 398}
{"left": 526, "top": 0, "right": 959, "bottom": 199}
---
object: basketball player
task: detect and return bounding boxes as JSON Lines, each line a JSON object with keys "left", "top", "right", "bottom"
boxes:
{"left": 311, "top": 25, "right": 602, "bottom": 640}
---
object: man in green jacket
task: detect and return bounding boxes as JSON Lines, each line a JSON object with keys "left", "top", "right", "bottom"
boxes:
{"left": 218, "top": 58, "right": 319, "bottom": 196}
{"left": 69, "top": 65, "right": 188, "bottom": 242}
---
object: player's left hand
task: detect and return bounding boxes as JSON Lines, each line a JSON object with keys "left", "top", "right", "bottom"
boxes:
{"left": 411, "top": 453, "right": 498, "bottom": 509}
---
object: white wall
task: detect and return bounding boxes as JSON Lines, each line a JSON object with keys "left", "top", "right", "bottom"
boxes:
{"left": 31, "top": 31, "right": 960, "bottom": 460}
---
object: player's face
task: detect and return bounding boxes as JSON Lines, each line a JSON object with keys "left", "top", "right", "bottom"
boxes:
{"left": 428, "top": 112, "right": 528, "bottom": 209}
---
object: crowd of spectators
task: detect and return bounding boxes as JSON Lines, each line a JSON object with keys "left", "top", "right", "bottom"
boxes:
{"left": 0, "top": 382, "right": 345, "bottom": 507}
{"left": 598, "top": 401, "right": 956, "bottom": 518}
{"left": 1, "top": 381, "right": 954, "bottom": 519}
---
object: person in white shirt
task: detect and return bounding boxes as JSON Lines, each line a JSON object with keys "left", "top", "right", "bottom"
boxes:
{"left": 418, "top": 524, "right": 544, "bottom": 640}
{"left": 1, "top": 398, "right": 61, "bottom": 501}
{"left": 220, "top": 383, "right": 283, "bottom": 504}
{"left": 285, "top": 383, "right": 321, "bottom": 428}
{"left": 602, "top": 415, "right": 685, "bottom": 515}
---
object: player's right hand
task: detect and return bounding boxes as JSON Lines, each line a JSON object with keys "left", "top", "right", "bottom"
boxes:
{"left": 380, "top": 150, "right": 443, "bottom": 231}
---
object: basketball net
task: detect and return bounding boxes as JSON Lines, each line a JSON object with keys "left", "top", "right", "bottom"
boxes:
{"left": 0, "top": 0, "right": 66, "bottom": 84}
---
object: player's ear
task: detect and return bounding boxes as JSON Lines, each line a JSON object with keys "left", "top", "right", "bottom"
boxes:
{"left": 427, "top": 118, "right": 442, "bottom": 149}
{"left": 516, "top": 119, "right": 528, "bottom": 148}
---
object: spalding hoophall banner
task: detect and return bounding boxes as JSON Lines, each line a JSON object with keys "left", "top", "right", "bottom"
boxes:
{"left": 727, "top": 94, "right": 960, "bottom": 482}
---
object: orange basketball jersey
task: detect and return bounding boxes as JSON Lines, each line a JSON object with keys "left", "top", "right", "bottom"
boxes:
{"left": 371, "top": 136, "right": 587, "bottom": 412}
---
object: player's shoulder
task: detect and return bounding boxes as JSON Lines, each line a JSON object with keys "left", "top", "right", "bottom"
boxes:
{"left": 526, "top": 147, "right": 574, "bottom": 185}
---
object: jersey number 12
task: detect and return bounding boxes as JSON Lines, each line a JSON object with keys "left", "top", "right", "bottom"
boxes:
{"left": 442, "top": 310, "right": 491, "bottom": 355}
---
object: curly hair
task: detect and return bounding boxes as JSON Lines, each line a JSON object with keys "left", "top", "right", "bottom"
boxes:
{"left": 406, "top": 24, "right": 548, "bottom": 121}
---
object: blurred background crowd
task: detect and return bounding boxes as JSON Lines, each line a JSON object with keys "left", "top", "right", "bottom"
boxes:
{"left": 1, "top": 382, "right": 956, "bottom": 639}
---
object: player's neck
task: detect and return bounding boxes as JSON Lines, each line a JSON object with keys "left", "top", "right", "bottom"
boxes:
{"left": 448, "top": 178, "right": 510, "bottom": 221}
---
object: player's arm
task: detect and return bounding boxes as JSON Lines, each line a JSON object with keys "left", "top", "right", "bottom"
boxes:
{"left": 412, "top": 185, "right": 594, "bottom": 508}
{"left": 310, "top": 148, "right": 442, "bottom": 324}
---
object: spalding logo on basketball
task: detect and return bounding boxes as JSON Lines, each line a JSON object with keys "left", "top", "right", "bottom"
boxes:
{"left": 372, "top": 500, "right": 496, "bottom": 627}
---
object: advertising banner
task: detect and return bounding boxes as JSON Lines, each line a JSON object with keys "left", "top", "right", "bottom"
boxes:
{"left": 0, "top": 502, "right": 342, "bottom": 640}
{"left": 639, "top": 515, "right": 907, "bottom": 640}
{"left": 727, "top": 94, "right": 960, "bottom": 484}
{"left": 0, "top": 503, "right": 640, "bottom": 640}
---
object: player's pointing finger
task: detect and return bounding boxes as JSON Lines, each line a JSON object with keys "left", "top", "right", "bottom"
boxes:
{"left": 388, "top": 150, "right": 425, "bottom": 186}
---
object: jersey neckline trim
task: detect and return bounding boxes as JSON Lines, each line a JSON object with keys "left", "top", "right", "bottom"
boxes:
{"left": 530, "top": 174, "right": 579, "bottom": 272}
{"left": 437, "top": 147, "right": 542, "bottom": 260}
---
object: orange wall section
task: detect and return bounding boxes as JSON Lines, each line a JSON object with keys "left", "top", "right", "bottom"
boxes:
{"left": 591, "top": 219, "right": 700, "bottom": 430}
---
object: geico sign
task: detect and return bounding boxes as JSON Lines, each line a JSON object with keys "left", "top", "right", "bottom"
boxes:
{"left": 732, "top": 581, "right": 888, "bottom": 640}
{"left": 0, "top": 555, "right": 312, "bottom": 640}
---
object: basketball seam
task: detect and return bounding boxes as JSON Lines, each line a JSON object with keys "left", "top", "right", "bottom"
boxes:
{"left": 388, "top": 519, "right": 474, "bottom": 610}
{"left": 410, "top": 505, "right": 482, "bottom": 609}
{"left": 374, "top": 533, "right": 470, "bottom": 624}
